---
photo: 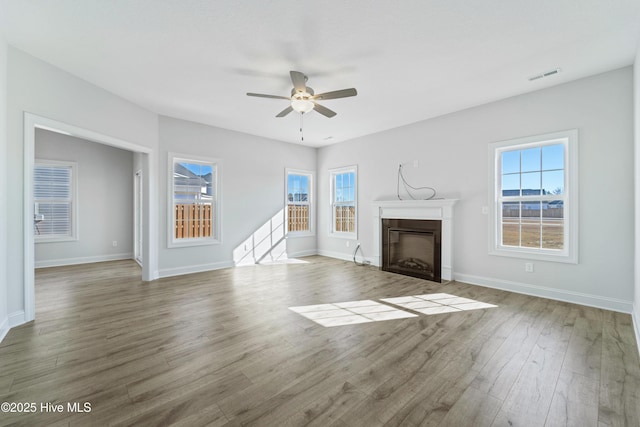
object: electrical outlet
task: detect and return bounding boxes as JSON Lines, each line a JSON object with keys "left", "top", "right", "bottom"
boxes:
{"left": 346, "top": 241, "right": 350, "bottom": 248}
{"left": 112, "top": 241, "right": 118, "bottom": 247}
{"left": 482, "top": 206, "right": 488, "bottom": 215}
{"left": 413, "top": 160, "right": 419, "bottom": 168}
{"left": 525, "top": 262, "right": 534, "bottom": 273}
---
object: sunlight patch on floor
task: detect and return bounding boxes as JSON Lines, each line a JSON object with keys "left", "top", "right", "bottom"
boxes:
{"left": 290, "top": 293, "right": 498, "bottom": 327}
{"left": 289, "top": 300, "right": 418, "bottom": 327}
{"left": 381, "top": 293, "right": 498, "bottom": 315}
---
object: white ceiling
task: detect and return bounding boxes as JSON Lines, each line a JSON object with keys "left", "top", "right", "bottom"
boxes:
{"left": 1, "top": 1, "right": 639, "bottom": 147}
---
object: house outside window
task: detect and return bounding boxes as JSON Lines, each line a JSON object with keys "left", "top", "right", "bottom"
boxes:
{"left": 169, "top": 154, "right": 221, "bottom": 247}
{"left": 329, "top": 165, "right": 357, "bottom": 239}
{"left": 286, "top": 169, "right": 314, "bottom": 236}
{"left": 488, "top": 130, "right": 578, "bottom": 263}
{"left": 34, "top": 160, "right": 77, "bottom": 242}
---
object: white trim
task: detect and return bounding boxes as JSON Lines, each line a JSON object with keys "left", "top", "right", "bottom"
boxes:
{"left": 9, "top": 310, "right": 26, "bottom": 328}
{"left": 317, "top": 249, "right": 376, "bottom": 265}
{"left": 134, "top": 169, "right": 143, "bottom": 265}
{"left": 168, "top": 152, "right": 222, "bottom": 248}
{"left": 453, "top": 272, "right": 633, "bottom": 314}
{"left": 286, "top": 249, "right": 318, "bottom": 258}
{"left": 0, "top": 316, "right": 9, "bottom": 343}
{"left": 35, "top": 253, "right": 134, "bottom": 269}
{"left": 158, "top": 260, "right": 234, "bottom": 278}
{"left": 285, "top": 168, "right": 315, "bottom": 237}
{"left": 24, "top": 112, "right": 156, "bottom": 324}
{"left": 488, "top": 129, "right": 578, "bottom": 264}
{"left": 633, "top": 306, "right": 640, "bottom": 358}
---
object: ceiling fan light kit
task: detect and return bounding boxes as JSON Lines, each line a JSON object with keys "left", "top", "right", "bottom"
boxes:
{"left": 247, "top": 70, "right": 357, "bottom": 118}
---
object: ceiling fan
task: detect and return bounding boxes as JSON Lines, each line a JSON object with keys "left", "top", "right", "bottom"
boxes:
{"left": 247, "top": 71, "right": 357, "bottom": 118}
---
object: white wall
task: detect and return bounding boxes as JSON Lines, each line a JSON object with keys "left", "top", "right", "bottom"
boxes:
{"left": 0, "top": 32, "right": 9, "bottom": 340}
{"left": 34, "top": 129, "right": 134, "bottom": 267}
{"left": 6, "top": 47, "right": 158, "bottom": 324}
{"left": 158, "top": 116, "right": 317, "bottom": 277}
{"left": 318, "top": 67, "right": 634, "bottom": 312}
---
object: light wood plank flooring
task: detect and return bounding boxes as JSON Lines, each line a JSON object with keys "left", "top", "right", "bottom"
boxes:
{"left": 1, "top": 256, "right": 639, "bottom": 426}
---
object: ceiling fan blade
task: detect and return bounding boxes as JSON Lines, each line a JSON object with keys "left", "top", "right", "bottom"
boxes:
{"left": 313, "top": 88, "right": 357, "bottom": 100}
{"left": 247, "top": 92, "right": 290, "bottom": 100}
{"left": 276, "top": 106, "right": 294, "bottom": 117}
{"left": 313, "top": 102, "right": 337, "bottom": 118}
{"left": 290, "top": 71, "right": 307, "bottom": 93}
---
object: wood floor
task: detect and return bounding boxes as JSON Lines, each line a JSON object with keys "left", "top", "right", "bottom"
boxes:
{"left": 1, "top": 256, "right": 639, "bottom": 426}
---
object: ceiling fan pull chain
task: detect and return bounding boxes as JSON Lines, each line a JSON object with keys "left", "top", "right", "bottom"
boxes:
{"left": 300, "top": 113, "right": 304, "bottom": 142}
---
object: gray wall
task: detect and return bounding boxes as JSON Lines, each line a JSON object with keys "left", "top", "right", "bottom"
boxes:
{"left": 34, "top": 129, "right": 134, "bottom": 266}
{"left": 6, "top": 46, "right": 158, "bottom": 322}
{"left": 158, "top": 116, "right": 317, "bottom": 277}
{"left": 318, "top": 67, "right": 634, "bottom": 311}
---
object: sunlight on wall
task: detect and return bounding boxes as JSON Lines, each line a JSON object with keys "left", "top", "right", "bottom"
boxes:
{"left": 290, "top": 293, "right": 497, "bottom": 327}
{"left": 233, "top": 209, "right": 307, "bottom": 266}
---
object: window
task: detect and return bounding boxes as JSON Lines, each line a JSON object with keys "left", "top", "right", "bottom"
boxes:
{"left": 286, "top": 169, "right": 314, "bottom": 235}
{"left": 488, "top": 130, "right": 578, "bottom": 263}
{"left": 330, "top": 165, "right": 357, "bottom": 238}
{"left": 34, "top": 160, "right": 77, "bottom": 242}
{"left": 169, "top": 154, "right": 221, "bottom": 247}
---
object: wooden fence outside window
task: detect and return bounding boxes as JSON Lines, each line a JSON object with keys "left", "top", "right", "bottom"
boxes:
{"left": 287, "top": 204, "right": 309, "bottom": 232}
{"left": 335, "top": 205, "right": 355, "bottom": 233}
{"left": 175, "top": 203, "right": 213, "bottom": 238}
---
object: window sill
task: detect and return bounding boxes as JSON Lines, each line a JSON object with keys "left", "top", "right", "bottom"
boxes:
{"left": 286, "top": 231, "right": 315, "bottom": 238}
{"left": 489, "top": 247, "right": 577, "bottom": 264}
{"left": 168, "top": 238, "right": 221, "bottom": 249}
{"left": 329, "top": 232, "right": 357, "bottom": 240}
{"left": 35, "top": 236, "right": 78, "bottom": 244}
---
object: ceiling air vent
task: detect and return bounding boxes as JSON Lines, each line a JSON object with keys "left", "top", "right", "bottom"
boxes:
{"left": 528, "top": 68, "right": 561, "bottom": 82}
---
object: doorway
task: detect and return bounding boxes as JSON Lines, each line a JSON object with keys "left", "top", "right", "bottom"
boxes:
{"left": 23, "top": 112, "right": 157, "bottom": 323}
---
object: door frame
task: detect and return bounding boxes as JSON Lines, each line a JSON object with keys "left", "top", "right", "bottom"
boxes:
{"left": 24, "top": 112, "right": 157, "bottom": 322}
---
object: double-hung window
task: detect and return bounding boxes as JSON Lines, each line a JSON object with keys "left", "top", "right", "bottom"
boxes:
{"left": 329, "top": 165, "right": 357, "bottom": 239}
{"left": 488, "top": 130, "right": 578, "bottom": 263}
{"left": 286, "top": 169, "right": 314, "bottom": 235}
{"left": 34, "top": 160, "right": 77, "bottom": 242}
{"left": 169, "top": 154, "right": 221, "bottom": 247}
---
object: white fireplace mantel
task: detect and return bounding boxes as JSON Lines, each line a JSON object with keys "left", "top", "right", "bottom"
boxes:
{"left": 372, "top": 199, "right": 458, "bottom": 280}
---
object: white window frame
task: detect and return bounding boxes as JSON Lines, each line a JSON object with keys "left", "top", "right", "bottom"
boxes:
{"left": 285, "top": 168, "right": 315, "bottom": 237}
{"left": 34, "top": 159, "right": 78, "bottom": 243}
{"left": 168, "top": 153, "right": 222, "bottom": 248}
{"left": 329, "top": 165, "right": 358, "bottom": 240}
{"left": 488, "top": 129, "right": 578, "bottom": 263}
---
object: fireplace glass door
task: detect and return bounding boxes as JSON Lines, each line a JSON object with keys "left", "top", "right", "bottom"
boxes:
{"left": 382, "top": 219, "right": 442, "bottom": 282}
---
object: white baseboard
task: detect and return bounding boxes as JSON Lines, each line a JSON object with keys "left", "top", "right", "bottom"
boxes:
{"left": 633, "top": 305, "right": 640, "bottom": 358}
{"left": 0, "top": 315, "right": 9, "bottom": 343}
{"left": 9, "top": 310, "right": 26, "bottom": 327}
{"left": 35, "top": 253, "right": 134, "bottom": 268}
{"left": 158, "top": 261, "right": 234, "bottom": 279}
{"left": 317, "top": 249, "right": 376, "bottom": 265}
{"left": 287, "top": 249, "right": 318, "bottom": 258}
{"left": 454, "top": 272, "right": 633, "bottom": 314}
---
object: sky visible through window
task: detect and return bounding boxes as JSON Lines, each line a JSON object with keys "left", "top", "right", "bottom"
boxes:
{"left": 180, "top": 162, "right": 212, "bottom": 176}
{"left": 288, "top": 174, "right": 309, "bottom": 202}
{"left": 501, "top": 144, "right": 564, "bottom": 196}
{"left": 335, "top": 172, "right": 355, "bottom": 203}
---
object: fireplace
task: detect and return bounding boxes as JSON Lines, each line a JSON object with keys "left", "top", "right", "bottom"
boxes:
{"left": 372, "top": 199, "right": 457, "bottom": 281}
{"left": 382, "top": 219, "right": 441, "bottom": 281}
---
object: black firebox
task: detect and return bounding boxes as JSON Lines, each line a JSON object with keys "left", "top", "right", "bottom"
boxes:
{"left": 381, "top": 218, "right": 442, "bottom": 282}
